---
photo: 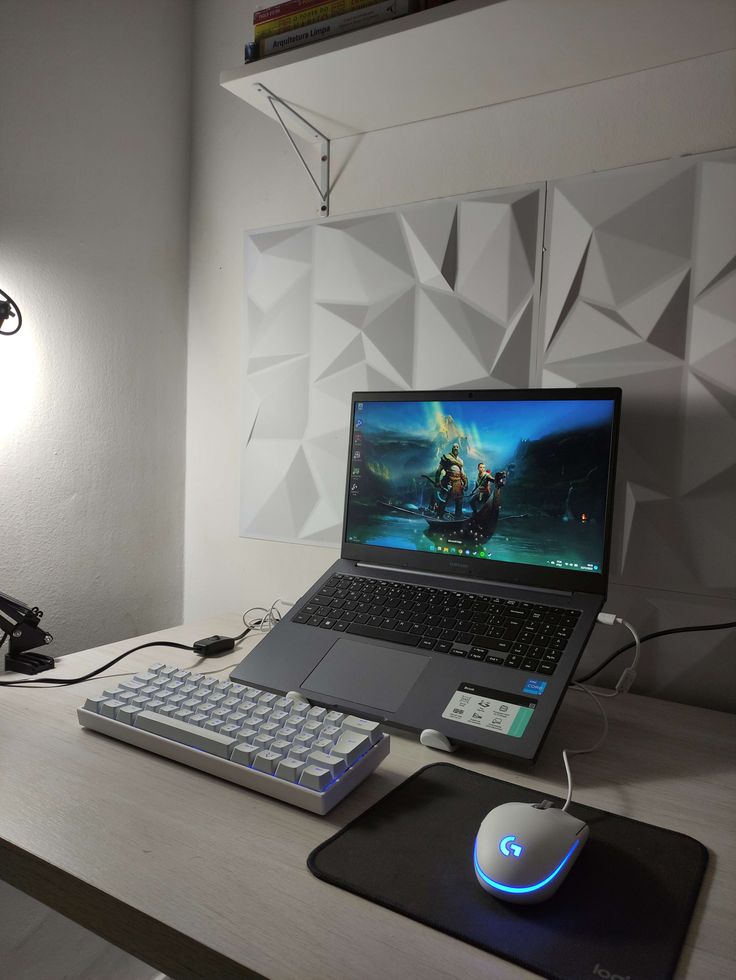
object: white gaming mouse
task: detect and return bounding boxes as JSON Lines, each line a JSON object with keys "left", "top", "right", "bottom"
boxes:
{"left": 473, "top": 801, "right": 589, "bottom": 904}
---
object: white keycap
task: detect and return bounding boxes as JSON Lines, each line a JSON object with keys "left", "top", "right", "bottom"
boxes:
{"left": 293, "top": 733, "right": 314, "bottom": 749}
{"left": 253, "top": 705, "right": 271, "bottom": 718}
{"left": 312, "top": 738, "right": 333, "bottom": 753}
{"left": 212, "top": 707, "right": 231, "bottom": 721}
{"left": 234, "top": 727, "right": 259, "bottom": 743}
{"left": 135, "top": 710, "right": 235, "bottom": 758}
{"left": 254, "top": 733, "right": 275, "bottom": 749}
{"left": 116, "top": 704, "right": 144, "bottom": 723}
{"left": 182, "top": 698, "right": 201, "bottom": 710}
{"left": 188, "top": 673, "right": 204, "bottom": 684}
{"left": 200, "top": 677, "right": 217, "bottom": 689}
{"left": 308, "top": 751, "right": 347, "bottom": 778}
{"left": 258, "top": 692, "right": 277, "bottom": 705}
{"left": 148, "top": 663, "right": 166, "bottom": 673}
{"left": 83, "top": 695, "right": 107, "bottom": 712}
{"left": 259, "top": 722, "right": 280, "bottom": 737}
{"left": 286, "top": 714, "right": 306, "bottom": 728}
{"left": 103, "top": 687, "right": 124, "bottom": 699}
{"left": 147, "top": 699, "right": 165, "bottom": 713}
{"left": 299, "top": 765, "right": 331, "bottom": 791}
{"left": 269, "top": 710, "right": 288, "bottom": 724}
{"left": 207, "top": 692, "right": 226, "bottom": 706}
{"left": 229, "top": 683, "right": 245, "bottom": 695}
{"left": 230, "top": 741, "right": 259, "bottom": 765}
{"left": 168, "top": 694, "right": 187, "bottom": 707}
{"left": 175, "top": 709, "right": 194, "bottom": 722}
{"left": 189, "top": 713, "right": 209, "bottom": 727}
{"left": 253, "top": 750, "right": 282, "bottom": 775}
{"left": 220, "top": 724, "right": 242, "bottom": 739}
{"left": 342, "top": 716, "right": 380, "bottom": 744}
{"left": 307, "top": 706, "right": 327, "bottom": 721}
{"left": 274, "top": 697, "right": 293, "bottom": 711}
{"left": 99, "top": 700, "right": 124, "bottom": 719}
{"left": 120, "top": 679, "right": 147, "bottom": 692}
{"left": 276, "top": 726, "right": 297, "bottom": 740}
{"left": 270, "top": 739, "right": 291, "bottom": 756}
{"left": 275, "top": 758, "right": 305, "bottom": 783}
{"left": 173, "top": 670, "right": 190, "bottom": 681}
{"left": 321, "top": 725, "right": 341, "bottom": 741}
{"left": 293, "top": 700, "right": 311, "bottom": 713}
{"left": 302, "top": 720, "right": 322, "bottom": 736}
{"left": 324, "top": 711, "right": 345, "bottom": 725}
{"left": 140, "top": 685, "right": 159, "bottom": 696}
{"left": 158, "top": 703, "right": 179, "bottom": 716}
{"left": 222, "top": 697, "right": 241, "bottom": 709}
{"left": 159, "top": 666, "right": 177, "bottom": 678}
{"left": 243, "top": 687, "right": 261, "bottom": 699}
{"left": 165, "top": 679, "right": 185, "bottom": 692}
{"left": 332, "top": 732, "right": 372, "bottom": 766}
{"left": 227, "top": 712, "right": 248, "bottom": 728}
{"left": 288, "top": 745, "right": 311, "bottom": 763}
{"left": 205, "top": 719, "right": 225, "bottom": 731}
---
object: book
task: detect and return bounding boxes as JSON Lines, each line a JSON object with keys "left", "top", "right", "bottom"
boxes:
{"left": 260, "top": 0, "right": 410, "bottom": 56}
{"left": 255, "top": 0, "right": 384, "bottom": 41}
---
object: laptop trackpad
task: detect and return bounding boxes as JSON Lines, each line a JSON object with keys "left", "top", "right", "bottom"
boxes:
{"left": 301, "top": 638, "right": 429, "bottom": 713}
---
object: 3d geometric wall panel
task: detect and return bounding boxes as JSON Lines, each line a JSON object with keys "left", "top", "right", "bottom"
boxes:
{"left": 241, "top": 185, "right": 544, "bottom": 546}
{"left": 541, "top": 148, "right": 736, "bottom": 599}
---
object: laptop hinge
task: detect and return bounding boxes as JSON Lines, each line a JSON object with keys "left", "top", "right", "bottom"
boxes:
{"left": 355, "top": 561, "right": 574, "bottom": 598}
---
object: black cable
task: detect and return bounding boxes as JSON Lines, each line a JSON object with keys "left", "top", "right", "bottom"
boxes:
{"left": 0, "top": 287, "right": 22, "bottom": 336}
{"left": 575, "top": 619, "right": 736, "bottom": 685}
{"left": 0, "top": 624, "right": 258, "bottom": 689}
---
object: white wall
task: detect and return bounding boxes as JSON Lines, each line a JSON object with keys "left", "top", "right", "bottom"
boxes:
{"left": 0, "top": 0, "right": 192, "bottom": 657}
{"left": 0, "top": 2, "right": 191, "bottom": 975}
{"left": 185, "top": 1, "right": 736, "bottom": 697}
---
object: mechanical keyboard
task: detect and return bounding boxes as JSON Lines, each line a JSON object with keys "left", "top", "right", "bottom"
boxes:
{"left": 292, "top": 574, "right": 581, "bottom": 676}
{"left": 77, "top": 663, "right": 390, "bottom": 815}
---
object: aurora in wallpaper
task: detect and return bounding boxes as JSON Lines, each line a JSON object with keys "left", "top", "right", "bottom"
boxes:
{"left": 345, "top": 398, "right": 616, "bottom": 573}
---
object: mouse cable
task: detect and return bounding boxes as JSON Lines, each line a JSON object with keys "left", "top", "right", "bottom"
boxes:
{"left": 561, "top": 682, "right": 609, "bottom": 812}
{"left": 0, "top": 624, "right": 257, "bottom": 689}
{"left": 574, "top": 618, "right": 735, "bottom": 686}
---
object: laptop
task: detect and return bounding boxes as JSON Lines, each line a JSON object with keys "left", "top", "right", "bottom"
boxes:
{"left": 231, "top": 387, "right": 621, "bottom": 762}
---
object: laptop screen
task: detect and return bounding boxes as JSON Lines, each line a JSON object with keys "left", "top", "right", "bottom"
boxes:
{"left": 344, "top": 393, "right": 618, "bottom": 577}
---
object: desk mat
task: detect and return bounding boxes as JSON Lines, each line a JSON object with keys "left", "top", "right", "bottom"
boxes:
{"left": 308, "top": 764, "right": 707, "bottom": 980}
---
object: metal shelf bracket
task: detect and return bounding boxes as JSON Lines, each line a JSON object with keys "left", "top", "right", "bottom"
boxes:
{"left": 256, "top": 84, "right": 331, "bottom": 216}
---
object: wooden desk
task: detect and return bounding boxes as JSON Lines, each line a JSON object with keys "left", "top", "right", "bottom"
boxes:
{"left": 1, "top": 617, "right": 734, "bottom": 980}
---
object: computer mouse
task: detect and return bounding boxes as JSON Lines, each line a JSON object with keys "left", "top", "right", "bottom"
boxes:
{"left": 473, "top": 801, "right": 589, "bottom": 904}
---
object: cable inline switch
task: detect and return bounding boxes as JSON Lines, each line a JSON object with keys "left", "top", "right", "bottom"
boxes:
{"left": 193, "top": 635, "right": 236, "bottom": 657}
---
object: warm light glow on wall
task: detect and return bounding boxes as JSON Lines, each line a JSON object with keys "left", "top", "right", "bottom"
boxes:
{"left": 0, "top": 325, "right": 40, "bottom": 446}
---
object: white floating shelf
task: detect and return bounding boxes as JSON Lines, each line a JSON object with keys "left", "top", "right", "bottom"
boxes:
{"left": 221, "top": 0, "right": 736, "bottom": 139}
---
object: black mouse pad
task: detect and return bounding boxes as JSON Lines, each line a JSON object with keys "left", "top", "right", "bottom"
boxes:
{"left": 308, "top": 764, "right": 708, "bottom": 980}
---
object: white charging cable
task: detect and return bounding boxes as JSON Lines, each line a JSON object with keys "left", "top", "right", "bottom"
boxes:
{"left": 242, "top": 598, "right": 294, "bottom": 635}
{"left": 560, "top": 612, "right": 641, "bottom": 811}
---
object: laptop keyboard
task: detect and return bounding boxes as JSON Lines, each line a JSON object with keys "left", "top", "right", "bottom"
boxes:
{"left": 292, "top": 574, "right": 581, "bottom": 676}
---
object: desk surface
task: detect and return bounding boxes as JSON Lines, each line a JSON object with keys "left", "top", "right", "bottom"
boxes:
{"left": 1, "top": 617, "right": 734, "bottom": 980}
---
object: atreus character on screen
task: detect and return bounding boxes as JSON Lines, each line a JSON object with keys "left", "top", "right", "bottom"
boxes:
{"left": 436, "top": 443, "right": 468, "bottom": 518}
{"left": 470, "top": 462, "right": 494, "bottom": 513}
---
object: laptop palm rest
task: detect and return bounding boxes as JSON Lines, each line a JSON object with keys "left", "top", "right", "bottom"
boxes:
{"left": 301, "top": 638, "right": 430, "bottom": 713}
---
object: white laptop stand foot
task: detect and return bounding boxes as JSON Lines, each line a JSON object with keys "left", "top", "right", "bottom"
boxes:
{"left": 420, "top": 729, "right": 456, "bottom": 753}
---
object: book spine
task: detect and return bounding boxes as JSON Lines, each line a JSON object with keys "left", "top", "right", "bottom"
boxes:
{"left": 255, "top": 0, "right": 381, "bottom": 41}
{"left": 260, "top": 0, "right": 409, "bottom": 56}
{"left": 254, "top": 0, "right": 326, "bottom": 27}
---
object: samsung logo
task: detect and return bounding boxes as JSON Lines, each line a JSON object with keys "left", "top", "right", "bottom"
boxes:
{"left": 446, "top": 561, "right": 470, "bottom": 573}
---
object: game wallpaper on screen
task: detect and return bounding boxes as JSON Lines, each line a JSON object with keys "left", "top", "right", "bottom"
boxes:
{"left": 345, "top": 398, "right": 616, "bottom": 574}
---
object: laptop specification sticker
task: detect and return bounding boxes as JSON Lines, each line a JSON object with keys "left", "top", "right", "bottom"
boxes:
{"left": 442, "top": 683, "right": 537, "bottom": 738}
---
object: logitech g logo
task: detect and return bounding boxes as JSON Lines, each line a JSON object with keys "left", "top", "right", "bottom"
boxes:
{"left": 499, "top": 835, "right": 523, "bottom": 858}
{"left": 592, "top": 965, "right": 630, "bottom": 980}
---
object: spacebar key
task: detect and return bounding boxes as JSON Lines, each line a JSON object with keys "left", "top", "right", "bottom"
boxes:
{"left": 135, "top": 710, "right": 236, "bottom": 758}
{"left": 346, "top": 624, "right": 421, "bottom": 647}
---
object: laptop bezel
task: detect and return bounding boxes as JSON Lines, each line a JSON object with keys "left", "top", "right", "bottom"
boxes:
{"left": 340, "top": 387, "right": 621, "bottom": 596}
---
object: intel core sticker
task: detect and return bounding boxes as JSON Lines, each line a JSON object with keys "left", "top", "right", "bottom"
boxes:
{"left": 442, "top": 682, "right": 536, "bottom": 738}
{"left": 523, "top": 678, "right": 548, "bottom": 696}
